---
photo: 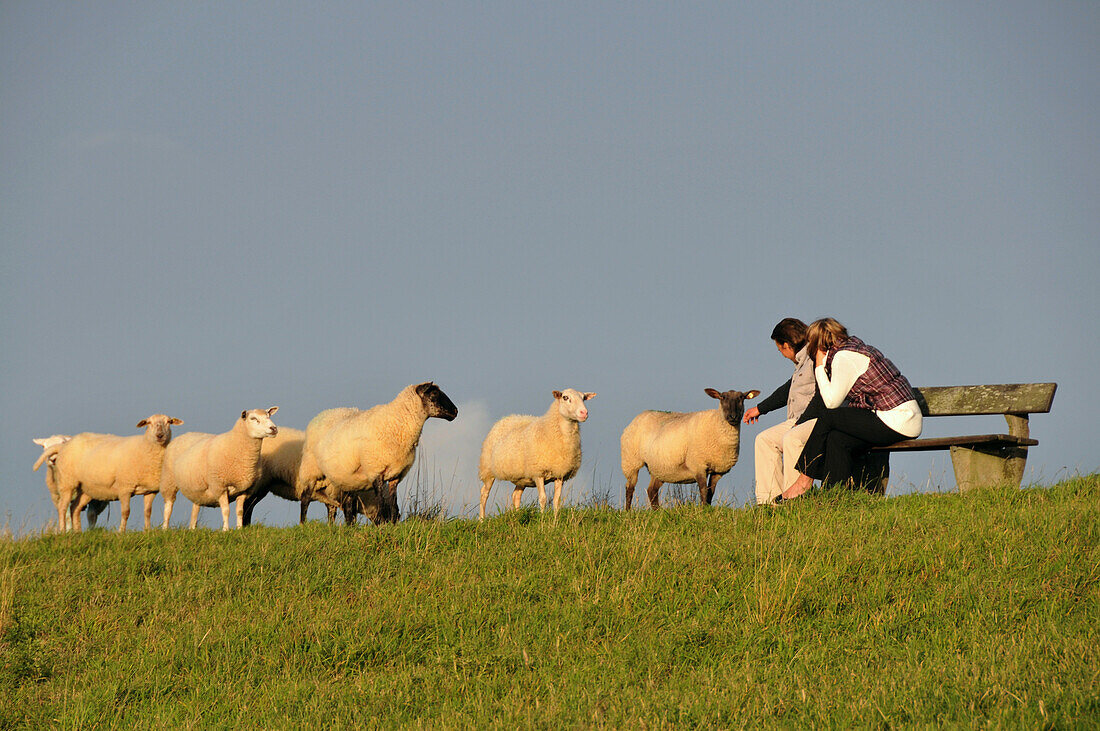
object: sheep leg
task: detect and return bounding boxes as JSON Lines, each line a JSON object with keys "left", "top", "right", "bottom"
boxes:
{"left": 695, "top": 474, "right": 710, "bottom": 505}
{"left": 479, "top": 478, "right": 495, "bottom": 520}
{"left": 57, "top": 486, "right": 76, "bottom": 533}
{"left": 552, "top": 478, "right": 563, "bottom": 515}
{"left": 386, "top": 479, "right": 401, "bottom": 523}
{"left": 242, "top": 488, "right": 266, "bottom": 527}
{"left": 342, "top": 496, "right": 359, "bottom": 526}
{"left": 189, "top": 503, "right": 201, "bottom": 530}
{"left": 511, "top": 486, "right": 523, "bottom": 510}
{"left": 235, "top": 496, "right": 246, "bottom": 529}
{"left": 71, "top": 491, "right": 93, "bottom": 533}
{"left": 142, "top": 493, "right": 155, "bottom": 530}
{"left": 535, "top": 477, "right": 547, "bottom": 512}
{"left": 705, "top": 473, "right": 722, "bottom": 506}
{"left": 87, "top": 501, "right": 104, "bottom": 530}
{"left": 299, "top": 496, "right": 311, "bottom": 524}
{"left": 646, "top": 477, "right": 663, "bottom": 509}
{"left": 218, "top": 492, "right": 231, "bottom": 531}
{"left": 118, "top": 490, "right": 134, "bottom": 533}
{"left": 162, "top": 491, "right": 176, "bottom": 529}
{"left": 624, "top": 470, "right": 639, "bottom": 511}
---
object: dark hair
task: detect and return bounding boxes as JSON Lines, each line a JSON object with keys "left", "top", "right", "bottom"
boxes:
{"left": 770, "top": 318, "right": 807, "bottom": 352}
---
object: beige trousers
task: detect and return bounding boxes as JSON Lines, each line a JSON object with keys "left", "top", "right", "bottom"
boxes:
{"left": 754, "top": 417, "right": 816, "bottom": 504}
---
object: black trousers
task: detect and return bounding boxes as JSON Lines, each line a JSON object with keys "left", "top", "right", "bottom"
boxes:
{"left": 795, "top": 407, "right": 907, "bottom": 486}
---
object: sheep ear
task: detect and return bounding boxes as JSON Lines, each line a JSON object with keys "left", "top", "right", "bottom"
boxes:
{"left": 704, "top": 388, "right": 721, "bottom": 400}
{"left": 552, "top": 391, "right": 563, "bottom": 400}
{"left": 267, "top": 406, "right": 279, "bottom": 416}
{"left": 137, "top": 419, "right": 149, "bottom": 428}
{"left": 583, "top": 392, "right": 596, "bottom": 400}
{"left": 745, "top": 390, "right": 761, "bottom": 400}
{"left": 415, "top": 382, "right": 435, "bottom": 397}
{"left": 241, "top": 411, "right": 248, "bottom": 420}
{"left": 33, "top": 438, "right": 47, "bottom": 446}
{"left": 170, "top": 418, "right": 184, "bottom": 425}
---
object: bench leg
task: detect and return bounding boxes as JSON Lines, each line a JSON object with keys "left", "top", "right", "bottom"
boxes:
{"left": 950, "top": 444, "right": 1027, "bottom": 492}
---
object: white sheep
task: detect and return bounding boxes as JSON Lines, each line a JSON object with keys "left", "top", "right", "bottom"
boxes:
{"left": 620, "top": 388, "right": 759, "bottom": 510}
{"left": 160, "top": 408, "right": 279, "bottom": 531}
{"left": 32, "top": 435, "right": 107, "bottom": 531}
{"left": 240, "top": 427, "right": 341, "bottom": 526}
{"left": 478, "top": 388, "right": 596, "bottom": 519}
{"left": 298, "top": 382, "right": 459, "bottom": 525}
{"left": 48, "top": 414, "right": 184, "bottom": 532}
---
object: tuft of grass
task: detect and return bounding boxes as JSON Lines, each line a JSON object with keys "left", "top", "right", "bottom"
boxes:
{"left": 0, "top": 475, "right": 1096, "bottom": 727}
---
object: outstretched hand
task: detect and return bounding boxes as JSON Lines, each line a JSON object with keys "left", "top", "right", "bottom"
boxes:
{"left": 743, "top": 406, "right": 761, "bottom": 425}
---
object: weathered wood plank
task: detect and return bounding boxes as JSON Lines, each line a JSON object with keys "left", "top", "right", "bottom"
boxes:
{"left": 912, "top": 383, "right": 1057, "bottom": 417}
{"left": 872, "top": 434, "right": 1038, "bottom": 453}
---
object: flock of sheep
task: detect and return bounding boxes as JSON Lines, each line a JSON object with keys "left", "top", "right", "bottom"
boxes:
{"left": 32, "top": 382, "right": 760, "bottom": 532}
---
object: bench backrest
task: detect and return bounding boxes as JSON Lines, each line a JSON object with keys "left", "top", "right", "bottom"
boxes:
{"left": 912, "top": 383, "right": 1057, "bottom": 417}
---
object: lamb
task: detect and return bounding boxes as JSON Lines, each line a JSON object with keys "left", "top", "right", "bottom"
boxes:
{"left": 32, "top": 435, "right": 107, "bottom": 531}
{"left": 239, "top": 427, "right": 340, "bottom": 526}
{"left": 478, "top": 388, "right": 596, "bottom": 519}
{"left": 47, "top": 414, "right": 184, "bottom": 532}
{"left": 160, "top": 408, "right": 279, "bottom": 531}
{"left": 620, "top": 388, "right": 759, "bottom": 510}
{"left": 298, "top": 382, "right": 458, "bottom": 525}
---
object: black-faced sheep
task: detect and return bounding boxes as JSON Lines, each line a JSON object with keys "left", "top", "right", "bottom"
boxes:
{"left": 620, "top": 388, "right": 759, "bottom": 509}
{"left": 298, "top": 382, "right": 458, "bottom": 525}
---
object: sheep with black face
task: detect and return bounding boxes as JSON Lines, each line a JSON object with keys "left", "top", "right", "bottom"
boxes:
{"left": 621, "top": 388, "right": 759, "bottom": 509}
{"left": 298, "top": 382, "right": 458, "bottom": 524}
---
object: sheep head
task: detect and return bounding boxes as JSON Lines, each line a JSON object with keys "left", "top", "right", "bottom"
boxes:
{"left": 136, "top": 414, "right": 184, "bottom": 446}
{"left": 704, "top": 388, "right": 760, "bottom": 427}
{"left": 240, "top": 407, "right": 279, "bottom": 439}
{"left": 553, "top": 389, "right": 596, "bottom": 423}
{"left": 415, "top": 382, "right": 458, "bottom": 421}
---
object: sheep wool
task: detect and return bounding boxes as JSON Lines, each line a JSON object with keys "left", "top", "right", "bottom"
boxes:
{"left": 160, "top": 408, "right": 279, "bottom": 531}
{"left": 31, "top": 435, "right": 107, "bottom": 531}
{"left": 621, "top": 388, "right": 759, "bottom": 510}
{"left": 240, "top": 427, "right": 340, "bottom": 526}
{"left": 299, "top": 382, "right": 458, "bottom": 525}
{"left": 50, "top": 414, "right": 184, "bottom": 533}
{"left": 478, "top": 388, "right": 596, "bottom": 519}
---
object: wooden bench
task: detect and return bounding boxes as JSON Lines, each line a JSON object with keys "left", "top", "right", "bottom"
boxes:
{"left": 858, "top": 383, "right": 1057, "bottom": 492}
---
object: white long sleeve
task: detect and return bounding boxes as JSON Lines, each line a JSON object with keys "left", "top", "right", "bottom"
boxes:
{"left": 815, "top": 351, "right": 868, "bottom": 408}
{"left": 816, "top": 351, "right": 923, "bottom": 438}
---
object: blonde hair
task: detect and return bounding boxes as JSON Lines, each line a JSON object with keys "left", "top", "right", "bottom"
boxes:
{"left": 806, "top": 317, "right": 849, "bottom": 355}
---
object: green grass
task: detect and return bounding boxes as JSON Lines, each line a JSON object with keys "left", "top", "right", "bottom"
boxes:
{"left": 2, "top": 476, "right": 1097, "bottom": 728}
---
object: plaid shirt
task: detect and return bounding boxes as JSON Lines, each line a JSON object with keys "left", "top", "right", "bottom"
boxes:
{"left": 825, "top": 336, "right": 915, "bottom": 411}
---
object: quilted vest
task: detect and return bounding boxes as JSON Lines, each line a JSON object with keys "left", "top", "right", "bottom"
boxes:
{"left": 825, "top": 336, "right": 915, "bottom": 411}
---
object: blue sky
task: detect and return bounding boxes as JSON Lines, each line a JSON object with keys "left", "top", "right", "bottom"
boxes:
{"left": 2, "top": 2, "right": 1097, "bottom": 531}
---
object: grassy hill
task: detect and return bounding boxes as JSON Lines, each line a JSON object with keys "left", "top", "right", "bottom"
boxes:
{"left": 2, "top": 476, "right": 1097, "bottom": 728}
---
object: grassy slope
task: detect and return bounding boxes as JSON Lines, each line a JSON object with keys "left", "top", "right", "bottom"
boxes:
{"left": 1, "top": 476, "right": 1097, "bottom": 728}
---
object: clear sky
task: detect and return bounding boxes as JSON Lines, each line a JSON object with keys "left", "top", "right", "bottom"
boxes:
{"left": 2, "top": 2, "right": 1097, "bottom": 531}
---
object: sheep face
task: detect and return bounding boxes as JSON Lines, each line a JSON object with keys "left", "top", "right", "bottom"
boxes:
{"left": 241, "top": 407, "right": 279, "bottom": 439}
{"left": 553, "top": 389, "right": 596, "bottom": 423}
{"left": 136, "top": 414, "right": 184, "bottom": 446}
{"left": 415, "top": 382, "right": 458, "bottom": 421}
{"left": 704, "top": 388, "right": 761, "bottom": 426}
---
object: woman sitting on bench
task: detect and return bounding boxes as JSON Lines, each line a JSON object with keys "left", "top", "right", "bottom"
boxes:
{"left": 777, "top": 318, "right": 922, "bottom": 502}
